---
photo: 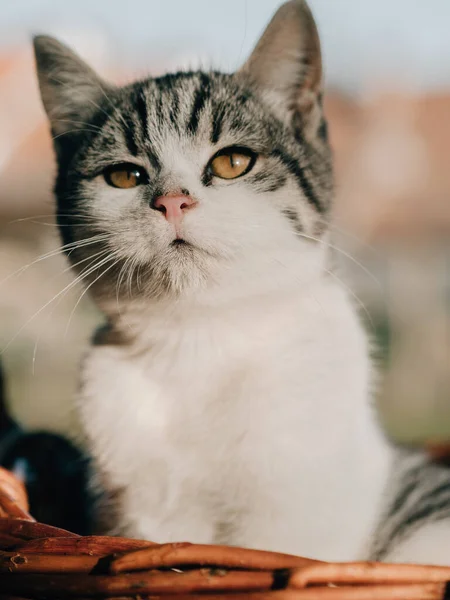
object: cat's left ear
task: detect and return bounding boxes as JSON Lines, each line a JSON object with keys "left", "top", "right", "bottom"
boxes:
{"left": 239, "top": 0, "right": 323, "bottom": 138}
{"left": 33, "top": 35, "right": 109, "bottom": 138}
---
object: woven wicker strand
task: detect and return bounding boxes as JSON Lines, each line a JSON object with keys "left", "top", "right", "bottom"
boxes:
{"left": 0, "top": 467, "right": 449, "bottom": 600}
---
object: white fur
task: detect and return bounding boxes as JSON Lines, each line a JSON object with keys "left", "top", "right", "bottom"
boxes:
{"left": 79, "top": 242, "right": 393, "bottom": 561}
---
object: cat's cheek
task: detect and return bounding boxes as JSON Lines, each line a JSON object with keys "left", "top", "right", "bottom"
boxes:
{"left": 75, "top": 184, "right": 161, "bottom": 261}
{"left": 200, "top": 187, "right": 292, "bottom": 252}
{"left": 88, "top": 182, "right": 139, "bottom": 222}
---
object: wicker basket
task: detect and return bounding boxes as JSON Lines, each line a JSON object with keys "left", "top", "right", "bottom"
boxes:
{"left": 0, "top": 467, "right": 449, "bottom": 600}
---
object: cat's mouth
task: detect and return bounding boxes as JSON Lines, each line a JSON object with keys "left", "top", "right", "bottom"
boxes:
{"left": 170, "top": 238, "right": 189, "bottom": 247}
{"left": 167, "top": 236, "right": 220, "bottom": 261}
{"left": 168, "top": 237, "right": 199, "bottom": 254}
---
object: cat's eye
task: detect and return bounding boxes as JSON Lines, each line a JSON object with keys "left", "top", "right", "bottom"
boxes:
{"left": 208, "top": 147, "right": 257, "bottom": 180}
{"left": 103, "top": 164, "right": 148, "bottom": 189}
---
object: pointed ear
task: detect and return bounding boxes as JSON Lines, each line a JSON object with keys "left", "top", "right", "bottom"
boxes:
{"left": 239, "top": 0, "right": 323, "bottom": 136}
{"left": 33, "top": 35, "right": 108, "bottom": 137}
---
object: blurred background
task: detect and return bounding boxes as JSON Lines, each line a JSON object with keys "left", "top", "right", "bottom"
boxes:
{"left": 1, "top": 0, "right": 450, "bottom": 447}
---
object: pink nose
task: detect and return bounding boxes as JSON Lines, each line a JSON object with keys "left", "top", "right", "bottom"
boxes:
{"left": 153, "top": 194, "right": 196, "bottom": 226}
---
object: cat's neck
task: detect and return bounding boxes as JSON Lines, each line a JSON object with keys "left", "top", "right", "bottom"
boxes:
{"left": 97, "top": 243, "right": 330, "bottom": 349}
{"left": 107, "top": 238, "right": 323, "bottom": 307}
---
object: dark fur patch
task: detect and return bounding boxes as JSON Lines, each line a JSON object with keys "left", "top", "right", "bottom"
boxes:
{"left": 318, "top": 119, "right": 328, "bottom": 142}
{"left": 283, "top": 208, "right": 303, "bottom": 233}
{"left": 92, "top": 322, "right": 132, "bottom": 346}
{"left": 371, "top": 455, "right": 450, "bottom": 560}
{"left": 187, "top": 73, "right": 211, "bottom": 135}
{"left": 388, "top": 495, "right": 450, "bottom": 551}
{"left": 170, "top": 90, "right": 180, "bottom": 125}
{"left": 272, "top": 148, "right": 323, "bottom": 213}
{"left": 135, "top": 90, "right": 149, "bottom": 141}
{"left": 251, "top": 171, "right": 287, "bottom": 193}
{"left": 211, "top": 102, "right": 225, "bottom": 145}
{"left": 122, "top": 115, "right": 139, "bottom": 157}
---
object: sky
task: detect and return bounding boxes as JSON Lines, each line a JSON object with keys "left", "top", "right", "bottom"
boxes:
{"left": 1, "top": 0, "right": 450, "bottom": 93}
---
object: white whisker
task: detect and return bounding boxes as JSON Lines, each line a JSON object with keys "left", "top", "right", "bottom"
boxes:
{"left": 330, "top": 223, "right": 381, "bottom": 258}
{"left": 116, "top": 256, "right": 131, "bottom": 306}
{"left": 31, "top": 250, "right": 112, "bottom": 373}
{"left": 52, "top": 128, "right": 105, "bottom": 141}
{"left": 10, "top": 213, "right": 93, "bottom": 224}
{"left": 0, "top": 234, "right": 110, "bottom": 289}
{"left": 54, "top": 118, "right": 103, "bottom": 131}
{"left": 64, "top": 256, "right": 119, "bottom": 339}
{"left": 2, "top": 250, "right": 114, "bottom": 356}
{"left": 126, "top": 256, "right": 140, "bottom": 298}
{"left": 296, "top": 232, "right": 382, "bottom": 289}
{"left": 325, "top": 269, "right": 375, "bottom": 330}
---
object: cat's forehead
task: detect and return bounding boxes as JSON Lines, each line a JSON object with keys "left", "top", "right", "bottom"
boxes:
{"left": 139, "top": 71, "right": 255, "bottom": 127}
{"left": 94, "top": 71, "right": 275, "bottom": 162}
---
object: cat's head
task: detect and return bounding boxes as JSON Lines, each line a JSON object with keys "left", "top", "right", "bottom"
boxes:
{"left": 34, "top": 0, "right": 332, "bottom": 310}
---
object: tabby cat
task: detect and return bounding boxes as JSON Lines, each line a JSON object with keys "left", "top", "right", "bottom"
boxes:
{"left": 33, "top": 0, "right": 450, "bottom": 562}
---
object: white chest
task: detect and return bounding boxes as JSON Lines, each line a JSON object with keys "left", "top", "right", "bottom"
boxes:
{"left": 78, "top": 283, "right": 392, "bottom": 560}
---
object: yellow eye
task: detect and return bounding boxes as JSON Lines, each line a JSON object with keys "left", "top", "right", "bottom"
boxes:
{"left": 104, "top": 164, "right": 148, "bottom": 189}
{"left": 209, "top": 148, "right": 256, "bottom": 180}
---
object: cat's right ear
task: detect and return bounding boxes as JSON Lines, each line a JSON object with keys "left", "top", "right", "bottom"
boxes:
{"left": 33, "top": 36, "right": 108, "bottom": 137}
{"left": 238, "top": 0, "right": 323, "bottom": 138}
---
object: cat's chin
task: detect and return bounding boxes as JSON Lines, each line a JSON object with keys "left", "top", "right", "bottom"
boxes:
{"left": 93, "top": 247, "right": 217, "bottom": 309}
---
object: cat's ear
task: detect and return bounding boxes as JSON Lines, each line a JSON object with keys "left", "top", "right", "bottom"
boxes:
{"left": 33, "top": 35, "right": 108, "bottom": 137}
{"left": 239, "top": 0, "right": 323, "bottom": 136}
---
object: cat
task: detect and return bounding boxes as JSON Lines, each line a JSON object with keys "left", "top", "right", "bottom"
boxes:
{"left": 33, "top": 0, "right": 450, "bottom": 563}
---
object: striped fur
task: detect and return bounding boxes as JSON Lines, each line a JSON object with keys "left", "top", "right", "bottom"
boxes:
{"left": 371, "top": 451, "right": 450, "bottom": 562}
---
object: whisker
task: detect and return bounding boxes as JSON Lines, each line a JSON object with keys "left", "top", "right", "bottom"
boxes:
{"left": 330, "top": 222, "right": 381, "bottom": 258}
{"left": 0, "top": 234, "right": 111, "bottom": 289}
{"left": 325, "top": 268, "right": 375, "bottom": 330}
{"left": 64, "top": 256, "right": 119, "bottom": 339}
{"left": 53, "top": 118, "right": 103, "bottom": 131}
{"left": 9, "top": 214, "right": 117, "bottom": 230}
{"left": 1, "top": 250, "right": 114, "bottom": 355}
{"left": 136, "top": 262, "right": 143, "bottom": 292}
{"left": 31, "top": 250, "right": 112, "bottom": 373}
{"left": 95, "top": 85, "right": 130, "bottom": 132}
{"left": 126, "top": 256, "right": 140, "bottom": 298}
{"left": 61, "top": 248, "right": 113, "bottom": 278}
{"left": 52, "top": 128, "right": 106, "bottom": 141}
{"left": 296, "top": 232, "right": 382, "bottom": 289}
{"left": 114, "top": 257, "right": 137, "bottom": 333}
{"left": 116, "top": 256, "right": 132, "bottom": 304}
{"left": 312, "top": 230, "right": 407, "bottom": 327}
{"left": 13, "top": 220, "right": 110, "bottom": 228}
{"left": 10, "top": 213, "right": 95, "bottom": 224}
